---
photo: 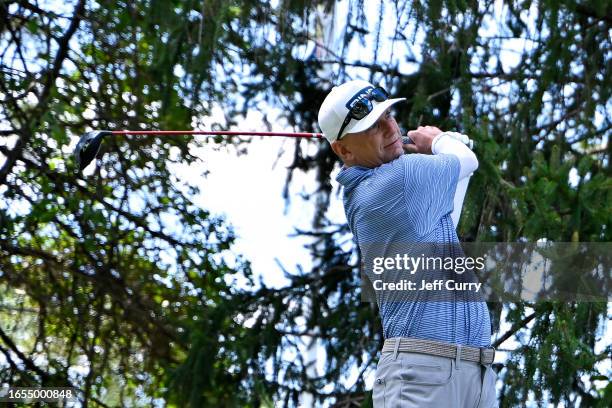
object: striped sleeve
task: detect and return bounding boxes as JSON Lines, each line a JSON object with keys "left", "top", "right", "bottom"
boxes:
{"left": 402, "top": 154, "right": 461, "bottom": 236}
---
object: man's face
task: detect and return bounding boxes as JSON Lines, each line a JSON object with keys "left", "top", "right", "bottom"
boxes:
{"left": 332, "top": 109, "right": 404, "bottom": 168}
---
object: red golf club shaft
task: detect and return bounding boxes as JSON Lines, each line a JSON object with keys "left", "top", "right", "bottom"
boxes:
{"left": 110, "top": 130, "right": 323, "bottom": 138}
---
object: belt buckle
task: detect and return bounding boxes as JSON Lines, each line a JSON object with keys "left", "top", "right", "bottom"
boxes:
{"left": 480, "top": 347, "right": 495, "bottom": 364}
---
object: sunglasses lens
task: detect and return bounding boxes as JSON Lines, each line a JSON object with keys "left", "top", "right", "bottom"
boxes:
{"left": 372, "top": 87, "right": 388, "bottom": 102}
{"left": 350, "top": 99, "right": 372, "bottom": 119}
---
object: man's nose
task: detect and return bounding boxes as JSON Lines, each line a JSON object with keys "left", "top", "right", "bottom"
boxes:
{"left": 381, "top": 118, "right": 396, "bottom": 136}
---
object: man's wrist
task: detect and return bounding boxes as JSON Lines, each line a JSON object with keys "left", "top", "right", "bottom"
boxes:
{"left": 431, "top": 133, "right": 447, "bottom": 155}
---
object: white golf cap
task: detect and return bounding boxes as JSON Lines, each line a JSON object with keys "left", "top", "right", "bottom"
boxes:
{"left": 317, "top": 79, "right": 405, "bottom": 143}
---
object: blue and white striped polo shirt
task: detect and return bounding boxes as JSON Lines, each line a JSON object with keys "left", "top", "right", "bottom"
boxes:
{"left": 337, "top": 153, "right": 491, "bottom": 347}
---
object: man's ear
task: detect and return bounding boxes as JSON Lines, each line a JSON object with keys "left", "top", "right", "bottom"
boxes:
{"left": 331, "top": 140, "right": 353, "bottom": 162}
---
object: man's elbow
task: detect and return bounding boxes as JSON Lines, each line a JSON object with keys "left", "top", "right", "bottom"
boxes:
{"left": 466, "top": 150, "right": 478, "bottom": 174}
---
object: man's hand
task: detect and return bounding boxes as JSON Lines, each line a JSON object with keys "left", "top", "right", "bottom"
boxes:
{"left": 403, "top": 126, "right": 442, "bottom": 154}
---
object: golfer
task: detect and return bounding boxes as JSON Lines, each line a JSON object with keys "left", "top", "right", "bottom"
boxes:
{"left": 318, "top": 80, "right": 497, "bottom": 407}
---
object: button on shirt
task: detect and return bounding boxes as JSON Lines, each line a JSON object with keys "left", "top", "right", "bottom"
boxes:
{"left": 337, "top": 153, "right": 491, "bottom": 347}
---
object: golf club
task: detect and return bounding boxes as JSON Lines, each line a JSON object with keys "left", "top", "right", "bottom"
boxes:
{"left": 74, "top": 130, "right": 324, "bottom": 172}
{"left": 74, "top": 130, "right": 471, "bottom": 172}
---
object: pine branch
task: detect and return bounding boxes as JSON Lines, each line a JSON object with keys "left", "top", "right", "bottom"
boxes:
{"left": 0, "top": 326, "right": 50, "bottom": 382}
{"left": 317, "top": 59, "right": 403, "bottom": 76}
{"left": 0, "top": 0, "right": 85, "bottom": 185}
{"left": 492, "top": 311, "right": 537, "bottom": 348}
{"left": 0, "top": 236, "right": 184, "bottom": 353}
{"left": 16, "top": 153, "right": 190, "bottom": 250}
{"left": 574, "top": 4, "right": 612, "bottom": 24}
{"left": 14, "top": 0, "right": 65, "bottom": 18}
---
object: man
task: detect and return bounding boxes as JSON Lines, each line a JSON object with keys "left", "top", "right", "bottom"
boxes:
{"left": 318, "top": 80, "right": 497, "bottom": 407}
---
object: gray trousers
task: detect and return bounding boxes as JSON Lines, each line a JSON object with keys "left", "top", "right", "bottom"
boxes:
{"left": 372, "top": 351, "right": 498, "bottom": 408}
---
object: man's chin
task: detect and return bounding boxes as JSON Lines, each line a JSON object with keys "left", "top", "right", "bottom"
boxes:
{"left": 383, "top": 150, "right": 404, "bottom": 164}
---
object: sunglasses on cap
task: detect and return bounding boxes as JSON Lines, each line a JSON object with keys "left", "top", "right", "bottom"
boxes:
{"left": 337, "top": 86, "right": 389, "bottom": 140}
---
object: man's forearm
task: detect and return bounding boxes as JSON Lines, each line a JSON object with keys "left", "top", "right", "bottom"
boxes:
{"left": 432, "top": 132, "right": 477, "bottom": 228}
{"left": 451, "top": 176, "right": 470, "bottom": 228}
{"left": 431, "top": 133, "right": 478, "bottom": 180}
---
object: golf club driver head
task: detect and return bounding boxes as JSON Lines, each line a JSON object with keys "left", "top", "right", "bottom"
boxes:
{"left": 74, "top": 130, "right": 112, "bottom": 171}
